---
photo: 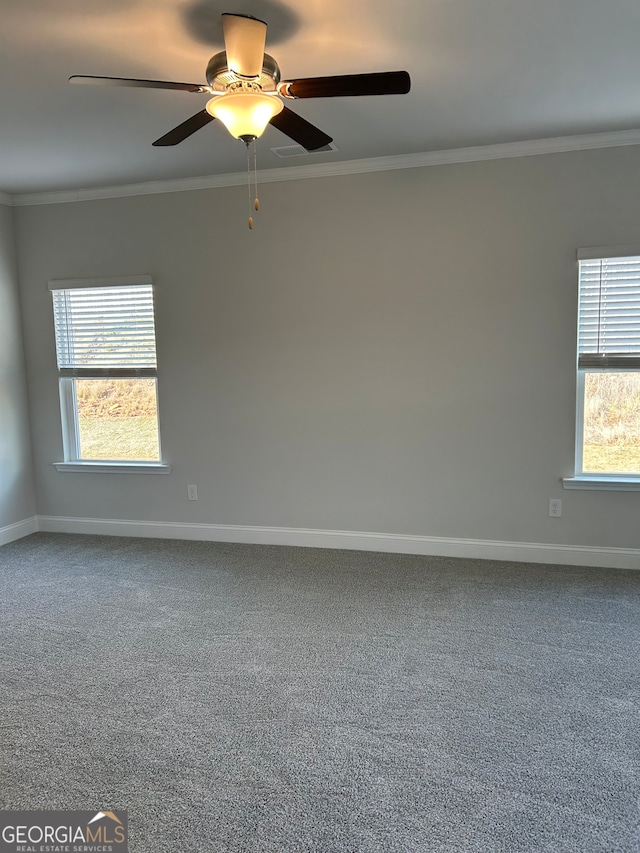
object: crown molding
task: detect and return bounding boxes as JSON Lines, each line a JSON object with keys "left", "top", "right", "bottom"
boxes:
{"left": 8, "top": 127, "right": 640, "bottom": 207}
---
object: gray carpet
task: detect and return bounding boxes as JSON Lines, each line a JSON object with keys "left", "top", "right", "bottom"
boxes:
{"left": 1, "top": 533, "right": 639, "bottom": 852}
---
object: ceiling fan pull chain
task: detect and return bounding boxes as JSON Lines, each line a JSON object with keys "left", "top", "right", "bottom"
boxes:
{"left": 246, "top": 141, "right": 254, "bottom": 230}
{"left": 253, "top": 139, "right": 260, "bottom": 212}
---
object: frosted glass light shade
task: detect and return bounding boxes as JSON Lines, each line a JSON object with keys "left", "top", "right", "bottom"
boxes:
{"left": 206, "top": 92, "right": 283, "bottom": 140}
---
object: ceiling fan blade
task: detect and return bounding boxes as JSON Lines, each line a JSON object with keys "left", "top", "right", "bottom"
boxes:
{"left": 221, "top": 13, "right": 267, "bottom": 78}
{"left": 269, "top": 106, "right": 333, "bottom": 151}
{"left": 280, "top": 71, "right": 411, "bottom": 99}
{"left": 69, "top": 75, "right": 207, "bottom": 93}
{"left": 152, "top": 110, "right": 215, "bottom": 146}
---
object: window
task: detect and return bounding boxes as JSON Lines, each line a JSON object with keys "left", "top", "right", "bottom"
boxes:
{"left": 574, "top": 250, "right": 640, "bottom": 482}
{"left": 49, "top": 275, "right": 166, "bottom": 470}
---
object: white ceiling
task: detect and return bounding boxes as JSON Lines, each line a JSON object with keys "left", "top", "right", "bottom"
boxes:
{"left": 2, "top": 0, "right": 640, "bottom": 195}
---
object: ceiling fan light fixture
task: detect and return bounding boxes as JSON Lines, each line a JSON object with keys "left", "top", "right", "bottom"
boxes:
{"left": 206, "top": 91, "right": 283, "bottom": 141}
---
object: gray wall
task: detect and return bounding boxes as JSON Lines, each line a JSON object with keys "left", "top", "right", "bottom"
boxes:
{"left": 0, "top": 203, "right": 35, "bottom": 529}
{"left": 14, "top": 145, "right": 640, "bottom": 549}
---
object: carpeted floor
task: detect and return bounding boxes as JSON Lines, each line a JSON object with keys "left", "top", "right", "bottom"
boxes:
{"left": 1, "top": 533, "right": 639, "bottom": 852}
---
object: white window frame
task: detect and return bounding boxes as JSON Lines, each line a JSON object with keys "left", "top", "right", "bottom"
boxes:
{"left": 48, "top": 275, "right": 170, "bottom": 474}
{"left": 563, "top": 247, "right": 640, "bottom": 491}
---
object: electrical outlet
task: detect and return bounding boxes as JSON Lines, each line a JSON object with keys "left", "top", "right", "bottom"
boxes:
{"left": 549, "top": 498, "right": 562, "bottom": 518}
{"left": 187, "top": 484, "right": 198, "bottom": 501}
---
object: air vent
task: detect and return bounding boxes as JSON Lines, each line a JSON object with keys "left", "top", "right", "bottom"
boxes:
{"left": 270, "top": 142, "right": 338, "bottom": 158}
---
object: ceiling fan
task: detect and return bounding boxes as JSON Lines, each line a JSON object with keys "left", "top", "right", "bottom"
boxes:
{"left": 69, "top": 12, "right": 411, "bottom": 152}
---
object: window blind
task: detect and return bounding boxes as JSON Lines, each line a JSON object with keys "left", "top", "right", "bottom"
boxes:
{"left": 52, "top": 284, "right": 157, "bottom": 374}
{"left": 578, "top": 256, "right": 640, "bottom": 369}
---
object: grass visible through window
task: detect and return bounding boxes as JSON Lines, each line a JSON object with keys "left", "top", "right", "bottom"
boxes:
{"left": 583, "top": 373, "right": 640, "bottom": 473}
{"left": 76, "top": 378, "right": 159, "bottom": 460}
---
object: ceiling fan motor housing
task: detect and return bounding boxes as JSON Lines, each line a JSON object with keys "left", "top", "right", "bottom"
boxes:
{"left": 206, "top": 51, "right": 281, "bottom": 92}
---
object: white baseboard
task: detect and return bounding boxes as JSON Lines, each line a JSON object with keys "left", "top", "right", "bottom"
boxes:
{"left": 36, "top": 515, "right": 640, "bottom": 570}
{"left": 0, "top": 516, "right": 38, "bottom": 546}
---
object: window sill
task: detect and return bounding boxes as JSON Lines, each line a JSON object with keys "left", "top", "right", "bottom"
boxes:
{"left": 562, "top": 476, "right": 640, "bottom": 491}
{"left": 53, "top": 461, "right": 171, "bottom": 474}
